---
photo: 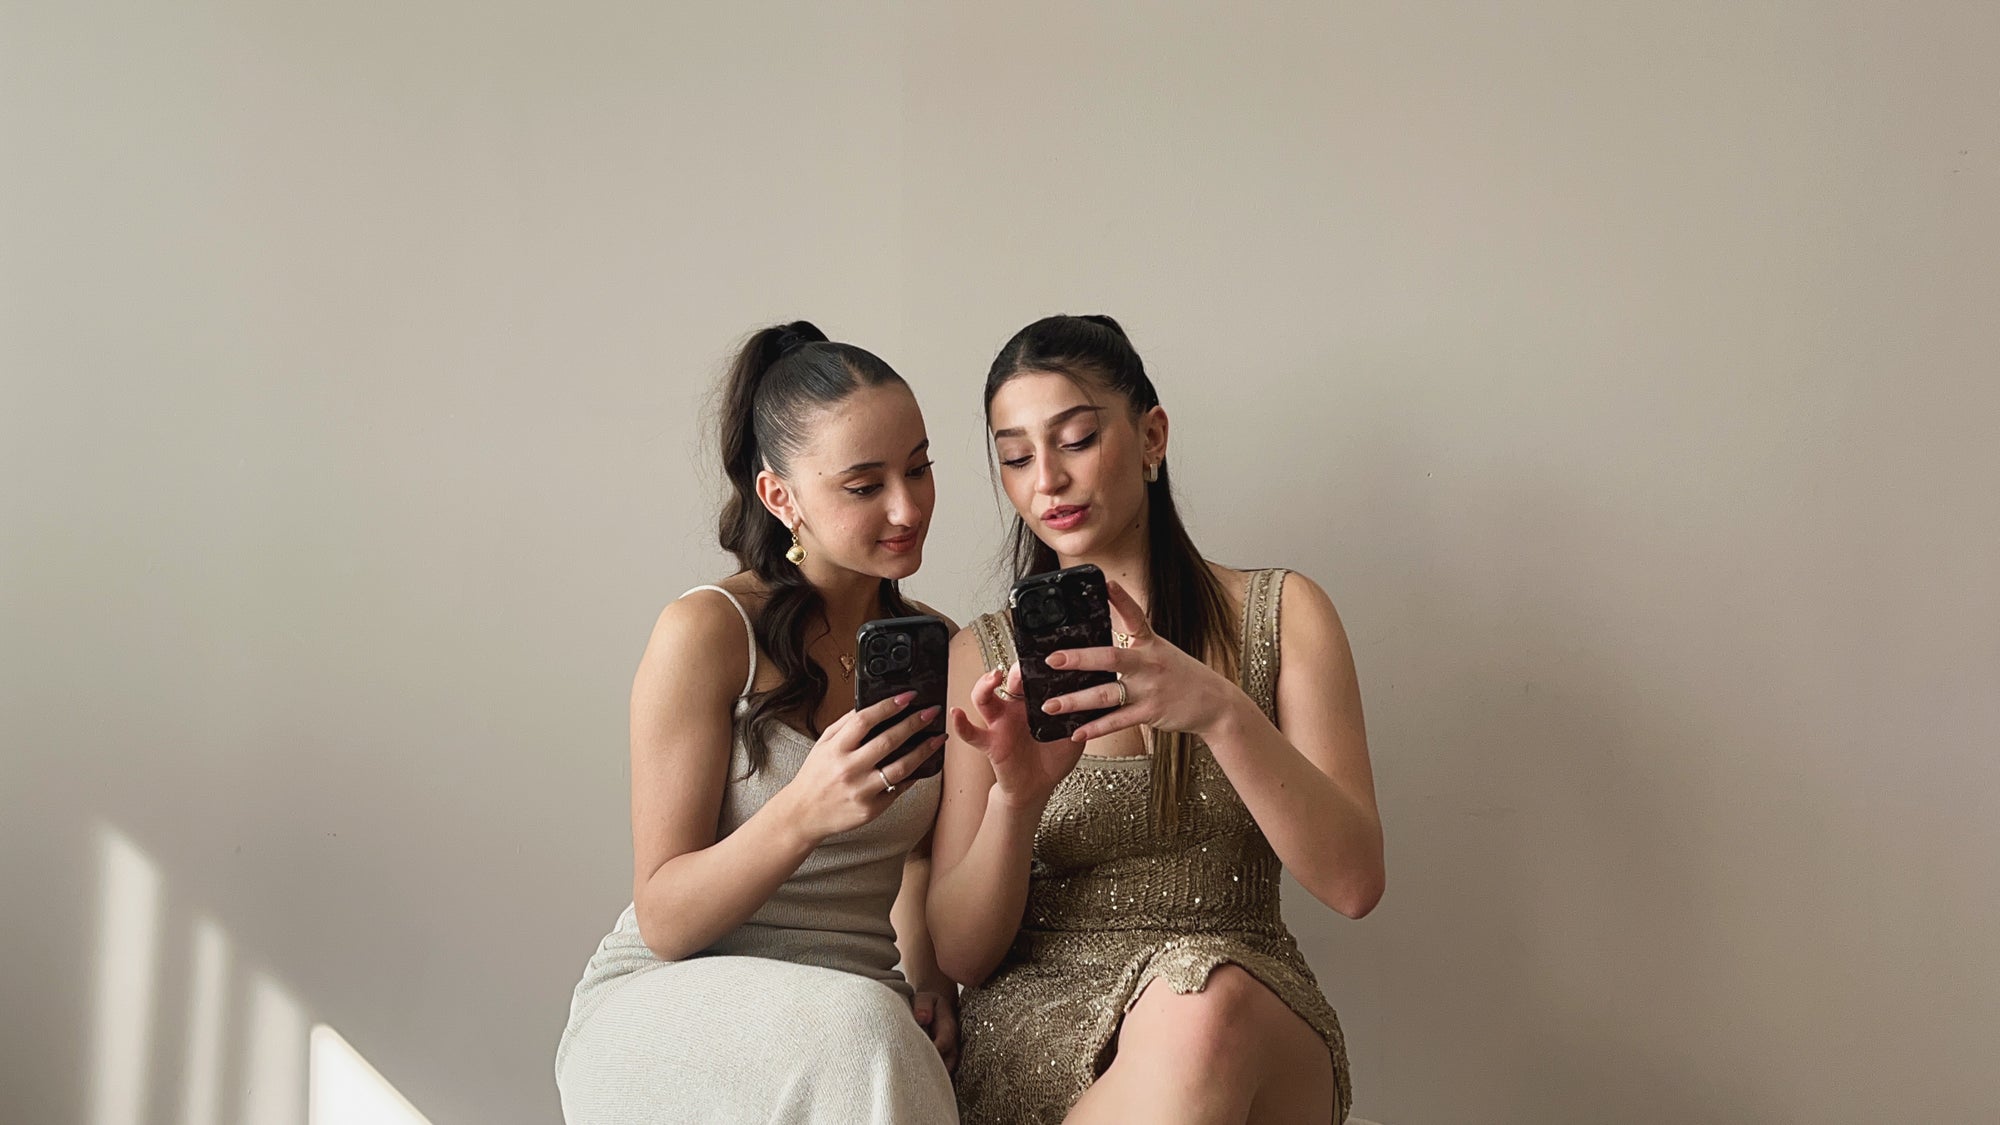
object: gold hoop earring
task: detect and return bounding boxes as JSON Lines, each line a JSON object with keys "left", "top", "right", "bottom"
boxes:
{"left": 785, "top": 524, "right": 806, "bottom": 566}
{"left": 1143, "top": 460, "right": 1160, "bottom": 483}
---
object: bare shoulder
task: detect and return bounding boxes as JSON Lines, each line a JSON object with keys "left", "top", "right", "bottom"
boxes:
{"left": 1278, "top": 569, "right": 1339, "bottom": 617}
{"left": 948, "top": 607, "right": 1013, "bottom": 671}
{"left": 948, "top": 615, "right": 989, "bottom": 663}
{"left": 1273, "top": 570, "right": 1357, "bottom": 685}
{"left": 905, "top": 596, "right": 961, "bottom": 635}
{"left": 639, "top": 578, "right": 758, "bottom": 703}
{"left": 1202, "top": 562, "right": 1347, "bottom": 654}
{"left": 650, "top": 577, "right": 755, "bottom": 645}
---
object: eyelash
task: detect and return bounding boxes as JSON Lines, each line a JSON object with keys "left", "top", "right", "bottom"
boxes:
{"left": 845, "top": 460, "right": 934, "bottom": 496}
{"left": 999, "top": 432, "right": 1097, "bottom": 469}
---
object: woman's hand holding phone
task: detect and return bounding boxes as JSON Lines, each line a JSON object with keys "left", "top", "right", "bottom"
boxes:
{"left": 777, "top": 693, "right": 945, "bottom": 843}
{"left": 1038, "top": 577, "right": 1246, "bottom": 743}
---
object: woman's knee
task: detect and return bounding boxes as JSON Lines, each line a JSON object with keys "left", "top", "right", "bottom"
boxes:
{"left": 1117, "top": 966, "right": 1274, "bottom": 1079}
{"left": 781, "top": 970, "right": 933, "bottom": 1063}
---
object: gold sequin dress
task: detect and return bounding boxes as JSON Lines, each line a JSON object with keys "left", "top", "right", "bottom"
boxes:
{"left": 957, "top": 568, "right": 1351, "bottom": 1124}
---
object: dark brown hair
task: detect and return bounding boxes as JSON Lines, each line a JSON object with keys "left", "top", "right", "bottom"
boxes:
{"left": 719, "top": 321, "right": 916, "bottom": 773}
{"left": 984, "top": 314, "right": 1238, "bottom": 830}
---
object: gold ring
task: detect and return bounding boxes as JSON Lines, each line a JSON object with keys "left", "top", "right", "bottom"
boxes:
{"left": 1114, "top": 679, "right": 1129, "bottom": 708}
{"left": 993, "top": 685, "right": 1017, "bottom": 701}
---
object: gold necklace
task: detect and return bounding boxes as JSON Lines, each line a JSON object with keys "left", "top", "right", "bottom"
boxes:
{"left": 819, "top": 634, "right": 856, "bottom": 679}
{"left": 817, "top": 619, "right": 860, "bottom": 679}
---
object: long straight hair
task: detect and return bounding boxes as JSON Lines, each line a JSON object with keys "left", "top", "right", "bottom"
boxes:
{"left": 717, "top": 321, "right": 916, "bottom": 774}
{"left": 983, "top": 314, "right": 1238, "bottom": 831}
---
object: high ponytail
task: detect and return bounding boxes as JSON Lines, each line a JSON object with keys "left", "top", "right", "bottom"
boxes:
{"left": 714, "top": 321, "right": 916, "bottom": 774}
{"left": 718, "top": 321, "right": 828, "bottom": 564}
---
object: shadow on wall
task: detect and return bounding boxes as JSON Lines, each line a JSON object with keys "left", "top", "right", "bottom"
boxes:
{"left": 87, "top": 822, "right": 431, "bottom": 1125}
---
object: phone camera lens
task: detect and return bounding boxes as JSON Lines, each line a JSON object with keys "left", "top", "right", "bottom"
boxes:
{"left": 1022, "top": 587, "right": 1067, "bottom": 630}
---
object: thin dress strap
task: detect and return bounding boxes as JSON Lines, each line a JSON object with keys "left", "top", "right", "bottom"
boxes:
{"left": 681, "top": 585, "right": 757, "bottom": 700}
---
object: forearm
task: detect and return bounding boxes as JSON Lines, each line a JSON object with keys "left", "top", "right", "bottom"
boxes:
{"left": 927, "top": 789, "right": 1041, "bottom": 985}
{"left": 633, "top": 792, "right": 819, "bottom": 961}
{"left": 1204, "top": 693, "right": 1385, "bottom": 917}
{"left": 892, "top": 854, "right": 954, "bottom": 996}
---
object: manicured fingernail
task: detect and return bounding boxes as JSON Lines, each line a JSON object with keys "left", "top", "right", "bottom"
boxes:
{"left": 1045, "top": 653, "right": 1064, "bottom": 668}
{"left": 1042, "top": 700, "right": 1060, "bottom": 713}
{"left": 920, "top": 705, "right": 941, "bottom": 720}
{"left": 896, "top": 691, "right": 917, "bottom": 704}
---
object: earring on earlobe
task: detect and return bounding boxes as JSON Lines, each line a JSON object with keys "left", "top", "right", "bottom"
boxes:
{"left": 785, "top": 523, "right": 806, "bottom": 565}
{"left": 1143, "top": 460, "right": 1160, "bottom": 483}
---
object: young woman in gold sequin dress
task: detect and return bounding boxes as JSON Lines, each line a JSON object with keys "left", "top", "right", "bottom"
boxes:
{"left": 927, "top": 315, "right": 1385, "bottom": 1125}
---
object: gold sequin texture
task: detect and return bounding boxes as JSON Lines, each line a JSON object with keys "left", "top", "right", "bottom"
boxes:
{"left": 957, "top": 569, "right": 1352, "bottom": 1124}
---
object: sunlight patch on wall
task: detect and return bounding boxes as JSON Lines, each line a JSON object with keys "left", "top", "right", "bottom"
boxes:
{"left": 89, "top": 826, "right": 160, "bottom": 1125}
{"left": 177, "top": 917, "right": 231, "bottom": 1125}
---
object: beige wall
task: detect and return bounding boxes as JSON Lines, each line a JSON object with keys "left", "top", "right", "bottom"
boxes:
{"left": 5, "top": 3, "right": 1995, "bottom": 1123}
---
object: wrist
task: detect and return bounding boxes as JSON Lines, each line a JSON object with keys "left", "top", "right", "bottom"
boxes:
{"left": 1202, "top": 686, "right": 1262, "bottom": 751}
{"left": 986, "top": 784, "right": 1047, "bottom": 825}
{"left": 765, "top": 787, "right": 826, "bottom": 854}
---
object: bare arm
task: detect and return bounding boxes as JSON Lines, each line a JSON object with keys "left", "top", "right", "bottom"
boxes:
{"left": 927, "top": 628, "right": 1081, "bottom": 986}
{"left": 630, "top": 594, "right": 945, "bottom": 960}
{"left": 628, "top": 595, "right": 815, "bottom": 960}
{"left": 1048, "top": 573, "right": 1384, "bottom": 918}
{"left": 891, "top": 832, "right": 953, "bottom": 996}
{"left": 1200, "top": 573, "right": 1383, "bottom": 917}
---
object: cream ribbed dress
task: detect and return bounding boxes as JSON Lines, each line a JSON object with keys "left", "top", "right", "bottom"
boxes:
{"left": 555, "top": 587, "right": 955, "bottom": 1125}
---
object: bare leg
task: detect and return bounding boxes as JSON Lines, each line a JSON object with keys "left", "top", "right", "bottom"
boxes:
{"left": 1062, "top": 965, "right": 1334, "bottom": 1125}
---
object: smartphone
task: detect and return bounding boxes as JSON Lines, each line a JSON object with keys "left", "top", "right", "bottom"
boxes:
{"left": 854, "top": 615, "right": 950, "bottom": 780}
{"left": 1009, "top": 564, "right": 1118, "bottom": 743}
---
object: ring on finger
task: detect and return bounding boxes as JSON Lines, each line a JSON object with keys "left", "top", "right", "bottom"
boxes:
{"left": 1113, "top": 677, "right": 1129, "bottom": 708}
{"left": 876, "top": 768, "right": 896, "bottom": 794}
{"left": 993, "top": 684, "right": 1016, "bottom": 701}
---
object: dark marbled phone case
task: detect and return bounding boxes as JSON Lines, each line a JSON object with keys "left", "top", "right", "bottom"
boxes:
{"left": 1010, "top": 564, "right": 1118, "bottom": 743}
{"left": 855, "top": 615, "right": 949, "bottom": 779}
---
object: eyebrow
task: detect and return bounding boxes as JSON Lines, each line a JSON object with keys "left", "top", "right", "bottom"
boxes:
{"left": 840, "top": 438, "right": 931, "bottom": 474}
{"left": 991, "top": 404, "right": 1103, "bottom": 440}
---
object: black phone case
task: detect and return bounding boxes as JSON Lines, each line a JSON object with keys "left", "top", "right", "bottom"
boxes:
{"left": 1010, "top": 564, "right": 1118, "bottom": 743}
{"left": 854, "top": 615, "right": 949, "bottom": 780}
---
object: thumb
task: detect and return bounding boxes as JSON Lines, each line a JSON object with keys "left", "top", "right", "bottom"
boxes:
{"left": 952, "top": 707, "right": 1016, "bottom": 767}
{"left": 913, "top": 994, "right": 935, "bottom": 1023}
{"left": 948, "top": 707, "right": 984, "bottom": 748}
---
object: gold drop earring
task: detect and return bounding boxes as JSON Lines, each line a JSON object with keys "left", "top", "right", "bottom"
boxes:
{"left": 785, "top": 522, "right": 806, "bottom": 565}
